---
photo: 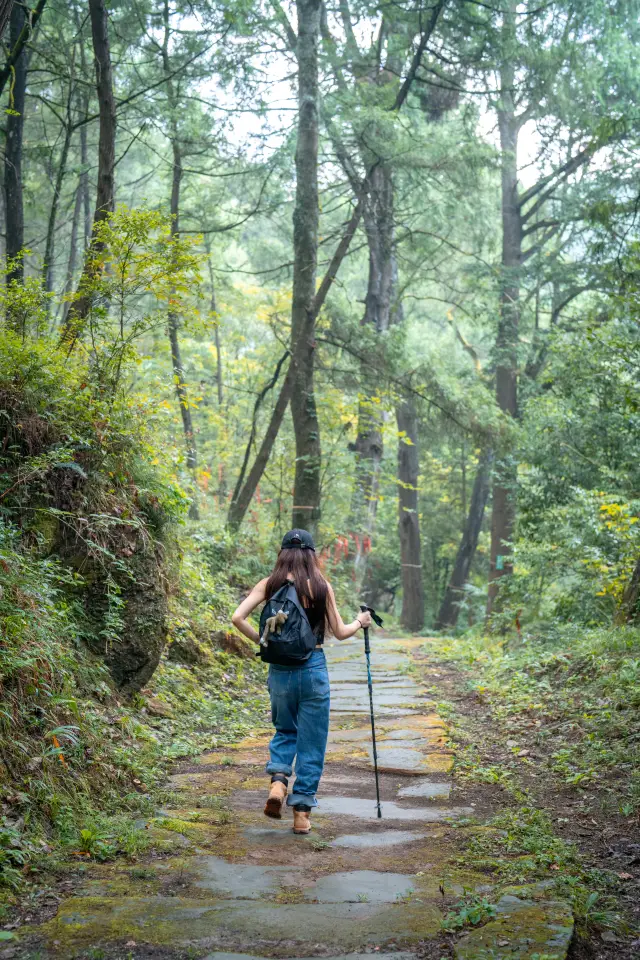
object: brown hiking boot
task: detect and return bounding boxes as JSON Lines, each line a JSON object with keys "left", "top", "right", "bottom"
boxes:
{"left": 293, "top": 808, "right": 311, "bottom": 834}
{"left": 264, "top": 779, "right": 287, "bottom": 819}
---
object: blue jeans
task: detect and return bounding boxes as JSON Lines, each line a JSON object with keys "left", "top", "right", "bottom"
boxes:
{"left": 266, "top": 649, "right": 330, "bottom": 808}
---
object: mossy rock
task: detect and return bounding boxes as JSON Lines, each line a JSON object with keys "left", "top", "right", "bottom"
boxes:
{"left": 454, "top": 894, "right": 574, "bottom": 959}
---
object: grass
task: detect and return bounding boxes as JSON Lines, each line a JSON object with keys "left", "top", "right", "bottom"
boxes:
{"left": 417, "top": 632, "right": 637, "bottom": 939}
{"left": 426, "top": 625, "right": 640, "bottom": 813}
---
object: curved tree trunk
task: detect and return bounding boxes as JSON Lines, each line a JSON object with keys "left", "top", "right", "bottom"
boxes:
{"left": 396, "top": 397, "right": 424, "bottom": 632}
{"left": 4, "top": 0, "right": 26, "bottom": 291}
{"left": 436, "top": 450, "right": 492, "bottom": 630}
{"left": 290, "top": 0, "right": 322, "bottom": 536}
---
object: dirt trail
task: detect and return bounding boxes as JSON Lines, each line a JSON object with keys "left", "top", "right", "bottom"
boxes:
{"left": 14, "top": 635, "right": 576, "bottom": 959}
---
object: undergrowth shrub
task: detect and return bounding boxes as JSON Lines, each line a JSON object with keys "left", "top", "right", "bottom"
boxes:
{"left": 433, "top": 625, "right": 640, "bottom": 811}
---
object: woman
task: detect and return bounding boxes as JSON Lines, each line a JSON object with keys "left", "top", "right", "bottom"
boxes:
{"left": 231, "top": 528, "right": 372, "bottom": 835}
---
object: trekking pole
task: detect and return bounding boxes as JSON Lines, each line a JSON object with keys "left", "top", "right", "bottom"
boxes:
{"left": 360, "top": 604, "right": 384, "bottom": 819}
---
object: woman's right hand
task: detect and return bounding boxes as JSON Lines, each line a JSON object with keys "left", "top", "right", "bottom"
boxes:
{"left": 358, "top": 610, "right": 372, "bottom": 629}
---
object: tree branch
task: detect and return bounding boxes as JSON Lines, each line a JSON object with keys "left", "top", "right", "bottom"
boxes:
{"left": 393, "top": 0, "right": 449, "bottom": 112}
{"left": 230, "top": 350, "right": 290, "bottom": 509}
{"left": 518, "top": 142, "right": 595, "bottom": 213}
{"left": 0, "top": 0, "right": 47, "bottom": 98}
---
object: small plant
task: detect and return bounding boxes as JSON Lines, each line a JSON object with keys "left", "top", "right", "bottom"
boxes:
{"left": 355, "top": 892, "right": 369, "bottom": 902}
{"left": 197, "top": 794, "right": 229, "bottom": 809}
{"left": 75, "top": 827, "right": 116, "bottom": 861}
{"left": 307, "top": 835, "right": 332, "bottom": 851}
{"left": 0, "top": 819, "right": 29, "bottom": 890}
{"left": 442, "top": 896, "right": 497, "bottom": 932}
{"left": 572, "top": 889, "right": 622, "bottom": 934}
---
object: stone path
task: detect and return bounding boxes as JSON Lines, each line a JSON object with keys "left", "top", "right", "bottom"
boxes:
{"left": 32, "top": 635, "right": 574, "bottom": 958}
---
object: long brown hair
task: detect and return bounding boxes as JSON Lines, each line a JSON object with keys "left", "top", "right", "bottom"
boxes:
{"left": 265, "top": 547, "right": 328, "bottom": 632}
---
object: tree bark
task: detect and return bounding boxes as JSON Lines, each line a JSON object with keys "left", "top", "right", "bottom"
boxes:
{"left": 80, "top": 106, "right": 91, "bottom": 252}
{"left": 0, "top": 0, "right": 46, "bottom": 98}
{"left": 167, "top": 142, "right": 198, "bottom": 475}
{"left": 0, "top": 0, "right": 13, "bottom": 43}
{"left": 351, "top": 162, "right": 396, "bottom": 555}
{"left": 42, "top": 89, "right": 74, "bottom": 302}
{"left": 290, "top": 0, "right": 321, "bottom": 536}
{"left": 60, "top": 0, "right": 115, "bottom": 346}
{"left": 59, "top": 180, "right": 82, "bottom": 327}
{"left": 487, "top": 3, "right": 521, "bottom": 617}
{"left": 617, "top": 556, "right": 640, "bottom": 625}
{"left": 436, "top": 450, "right": 492, "bottom": 630}
{"left": 159, "top": 5, "right": 199, "bottom": 518}
{"left": 396, "top": 397, "right": 424, "bottom": 632}
{"left": 226, "top": 199, "right": 363, "bottom": 532}
{"left": 4, "top": 0, "right": 26, "bottom": 289}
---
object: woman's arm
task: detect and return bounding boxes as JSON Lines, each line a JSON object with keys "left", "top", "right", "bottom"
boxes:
{"left": 325, "top": 582, "right": 371, "bottom": 640}
{"left": 231, "top": 578, "right": 268, "bottom": 645}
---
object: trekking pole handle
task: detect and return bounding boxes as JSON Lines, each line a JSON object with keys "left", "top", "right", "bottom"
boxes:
{"left": 359, "top": 605, "right": 383, "bottom": 652}
{"left": 359, "top": 604, "right": 371, "bottom": 654}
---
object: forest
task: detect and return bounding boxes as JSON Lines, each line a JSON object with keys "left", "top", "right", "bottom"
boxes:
{"left": 1, "top": 0, "right": 640, "bottom": 956}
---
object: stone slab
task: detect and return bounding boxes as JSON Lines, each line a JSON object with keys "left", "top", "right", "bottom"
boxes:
{"left": 331, "top": 704, "right": 418, "bottom": 716}
{"left": 372, "top": 748, "right": 454, "bottom": 776}
{"left": 397, "top": 780, "right": 451, "bottom": 800}
{"left": 315, "top": 796, "right": 472, "bottom": 821}
{"left": 190, "top": 856, "right": 302, "bottom": 898}
{"left": 46, "top": 896, "right": 442, "bottom": 950}
{"left": 332, "top": 831, "right": 427, "bottom": 848}
{"left": 373, "top": 746, "right": 445, "bottom": 773}
{"left": 242, "top": 827, "right": 308, "bottom": 845}
{"left": 306, "top": 870, "right": 415, "bottom": 902}
{"left": 204, "top": 955, "right": 416, "bottom": 960}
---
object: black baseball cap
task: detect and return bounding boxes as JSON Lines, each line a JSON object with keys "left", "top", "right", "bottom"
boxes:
{"left": 281, "top": 528, "right": 315, "bottom": 551}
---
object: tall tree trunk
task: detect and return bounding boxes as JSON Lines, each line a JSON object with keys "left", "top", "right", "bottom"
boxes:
{"left": 226, "top": 198, "right": 364, "bottom": 533}
{"left": 73, "top": 6, "right": 91, "bottom": 252}
{"left": 167, "top": 142, "right": 198, "bottom": 501}
{"left": 60, "top": 0, "right": 115, "bottom": 346}
{"left": 207, "top": 259, "right": 226, "bottom": 497}
{"left": 351, "top": 163, "right": 395, "bottom": 552}
{"left": 436, "top": 450, "right": 492, "bottom": 630}
{"left": 396, "top": 396, "right": 424, "bottom": 632}
{"left": 205, "top": 255, "right": 224, "bottom": 407}
{"left": 487, "top": 4, "right": 521, "bottom": 617}
{"left": 159, "top": 4, "right": 198, "bottom": 519}
{"left": 4, "top": 0, "right": 26, "bottom": 290}
{"left": 0, "top": 0, "right": 47, "bottom": 99}
{"left": 42, "top": 90, "right": 74, "bottom": 303}
{"left": 0, "top": 0, "right": 13, "bottom": 43}
{"left": 617, "top": 556, "right": 640, "bottom": 624}
{"left": 290, "top": 0, "right": 321, "bottom": 536}
{"left": 80, "top": 109, "right": 91, "bottom": 252}
{"left": 59, "top": 180, "right": 82, "bottom": 327}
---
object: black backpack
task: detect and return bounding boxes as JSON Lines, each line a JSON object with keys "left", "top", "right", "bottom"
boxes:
{"left": 257, "top": 583, "right": 317, "bottom": 665}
